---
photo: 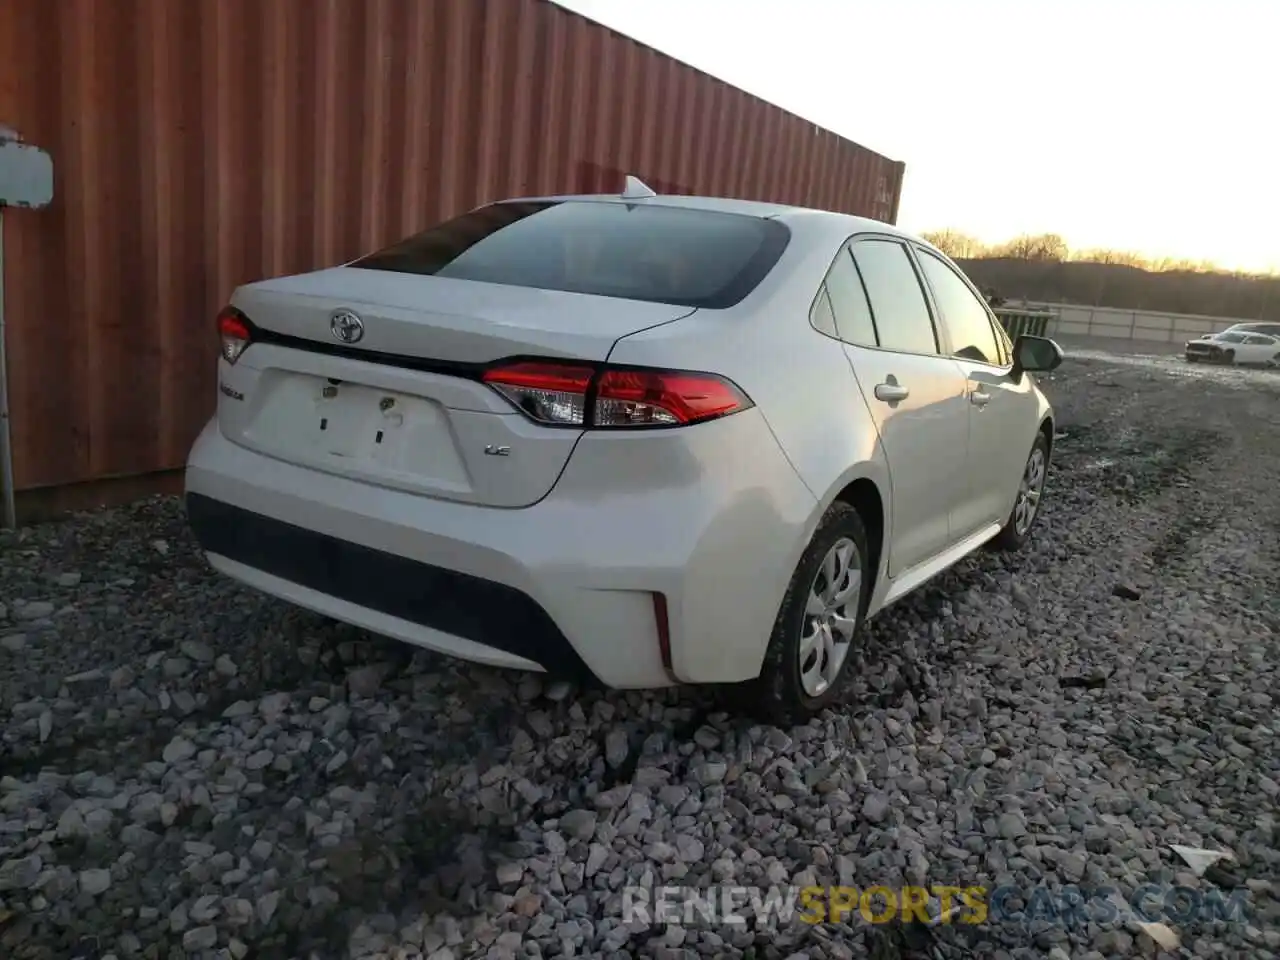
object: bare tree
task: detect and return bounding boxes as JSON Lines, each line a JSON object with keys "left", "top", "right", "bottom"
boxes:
{"left": 993, "top": 234, "right": 1068, "bottom": 262}
{"left": 1075, "top": 248, "right": 1149, "bottom": 268}
{"left": 921, "top": 229, "right": 985, "bottom": 260}
{"left": 1148, "top": 255, "right": 1197, "bottom": 272}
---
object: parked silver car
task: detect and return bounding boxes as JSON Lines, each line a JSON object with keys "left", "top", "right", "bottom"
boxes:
{"left": 185, "top": 179, "right": 1064, "bottom": 719}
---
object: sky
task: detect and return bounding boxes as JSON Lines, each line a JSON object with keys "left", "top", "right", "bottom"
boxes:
{"left": 554, "top": 0, "right": 1278, "bottom": 273}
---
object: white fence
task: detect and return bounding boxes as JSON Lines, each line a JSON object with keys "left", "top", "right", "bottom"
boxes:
{"left": 1019, "top": 301, "right": 1261, "bottom": 346}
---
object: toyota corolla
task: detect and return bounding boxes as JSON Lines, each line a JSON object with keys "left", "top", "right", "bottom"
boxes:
{"left": 185, "top": 178, "right": 1063, "bottom": 720}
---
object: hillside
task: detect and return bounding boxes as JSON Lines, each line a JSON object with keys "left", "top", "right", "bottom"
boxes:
{"left": 958, "top": 258, "right": 1280, "bottom": 322}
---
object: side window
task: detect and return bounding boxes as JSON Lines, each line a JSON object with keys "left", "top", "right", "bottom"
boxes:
{"left": 850, "top": 239, "right": 938, "bottom": 355}
{"left": 1245, "top": 335, "right": 1272, "bottom": 345}
{"left": 809, "top": 286, "right": 838, "bottom": 338}
{"left": 917, "top": 250, "right": 1003, "bottom": 365}
{"left": 825, "top": 247, "right": 878, "bottom": 346}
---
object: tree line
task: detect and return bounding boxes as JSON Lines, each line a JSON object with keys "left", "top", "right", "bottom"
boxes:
{"left": 922, "top": 230, "right": 1279, "bottom": 322}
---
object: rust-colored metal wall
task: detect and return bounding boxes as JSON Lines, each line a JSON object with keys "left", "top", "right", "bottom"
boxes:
{"left": 0, "top": 0, "right": 905, "bottom": 492}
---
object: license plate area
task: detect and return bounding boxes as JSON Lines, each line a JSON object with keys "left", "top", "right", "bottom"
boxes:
{"left": 309, "top": 381, "right": 413, "bottom": 462}
{"left": 244, "top": 372, "right": 469, "bottom": 488}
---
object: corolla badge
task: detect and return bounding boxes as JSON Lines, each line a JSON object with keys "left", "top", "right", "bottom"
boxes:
{"left": 330, "top": 310, "right": 364, "bottom": 344}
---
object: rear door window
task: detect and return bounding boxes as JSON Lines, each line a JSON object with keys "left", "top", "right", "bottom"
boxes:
{"left": 850, "top": 239, "right": 940, "bottom": 355}
{"left": 352, "top": 200, "right": 790, "bottom": 309}
{"left": 823, "top": 246, "right": 879, "bottom": 346}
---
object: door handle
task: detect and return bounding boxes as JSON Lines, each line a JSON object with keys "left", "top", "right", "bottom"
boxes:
{"left": 970, "top": 389, "right": 992, "bottom": 407}
{"left": 874, "top": 382, "right": 910, "bottom": 403}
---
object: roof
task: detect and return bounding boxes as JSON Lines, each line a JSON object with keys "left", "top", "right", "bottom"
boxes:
{"left": 499, "top": 189, "right": 910, "bottom": 239}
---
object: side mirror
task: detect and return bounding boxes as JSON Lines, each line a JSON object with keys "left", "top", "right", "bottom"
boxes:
{"left": 1012, "top": 335, "right": 1064, "bottom": 378}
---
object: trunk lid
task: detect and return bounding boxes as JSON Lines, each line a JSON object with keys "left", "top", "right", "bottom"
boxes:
{"left": 231, "top": 266, "right": 693, "bottom": 364}
{"left": 219, "top": 268, "right": 693, "bottom": 508}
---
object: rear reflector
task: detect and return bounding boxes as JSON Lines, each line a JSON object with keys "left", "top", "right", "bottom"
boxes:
{"left": 481, "top": 359, "right": 752, "bottom": 428}
{"left": 652, "top": 592, "right": 673, "bottom": 674}
{"left": 217, "top": 306, "right": 252, "bottom": 365}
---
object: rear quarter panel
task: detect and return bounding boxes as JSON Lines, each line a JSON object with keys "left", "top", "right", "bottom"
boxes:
{"left": 605, "top": 283, "right": 890, "bottom": 510}
{"left": 607, "top": 267, "right": 894, "bottom": 653}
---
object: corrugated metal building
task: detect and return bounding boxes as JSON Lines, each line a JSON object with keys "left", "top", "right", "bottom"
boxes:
{"left": 0, "top": 0, "right": 904, "bottom": 513}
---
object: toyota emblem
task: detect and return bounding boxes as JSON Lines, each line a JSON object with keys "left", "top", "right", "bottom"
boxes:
{"left": 330, "top": 310, "right": 365, "bottom": 344}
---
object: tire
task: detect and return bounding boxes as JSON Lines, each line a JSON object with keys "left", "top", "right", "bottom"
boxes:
{"left": 1222, "top": 350, "right": 1235, "bottom": 365}
{"left": 990, "top": 431, "right": 1050, "bottom": 552}
{"left": 735, "top": 502, "right": 871, "bottom": 725}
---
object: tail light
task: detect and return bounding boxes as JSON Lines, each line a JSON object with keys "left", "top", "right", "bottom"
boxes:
{"left": 481, "top": 359, "right": 752, "bottom": 428}
{"left": 218, "top": 306, "right": 252, "bottom": 364}
{"left": 481, "top": 362, "right": 594, "bottom": 426}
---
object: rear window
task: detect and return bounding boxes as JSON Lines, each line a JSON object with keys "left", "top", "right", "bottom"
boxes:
{"left": 351, "top": 200, "right": 790, "bottom": 309}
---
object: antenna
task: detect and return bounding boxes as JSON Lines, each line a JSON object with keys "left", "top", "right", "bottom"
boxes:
{"left": 620, "top": 175, "right": 657, "bottom": 200}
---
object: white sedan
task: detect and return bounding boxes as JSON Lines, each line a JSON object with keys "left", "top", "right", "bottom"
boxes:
{"left": 185, "top": 177, "right": 1063, "bottom": 720}
{"left": 1185, "top": 331, "right": 1280, "bottom": 365}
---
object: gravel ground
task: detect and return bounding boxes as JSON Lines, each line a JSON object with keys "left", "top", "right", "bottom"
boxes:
{"left": 2, "top": 353, "right": 1279, "bottom": 960}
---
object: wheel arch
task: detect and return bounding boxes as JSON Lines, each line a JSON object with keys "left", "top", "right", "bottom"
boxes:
{"left": 805, "top": 462, "right": 891, "bottom": 618}
{"left": 1038, "top": 413, "right": 1056, "bottom": 462}
{"left": 738, "top": 463, "right": 890, "bottom": 716}
{"left": 832, "top": 477, "right": 886, "bottom": 610}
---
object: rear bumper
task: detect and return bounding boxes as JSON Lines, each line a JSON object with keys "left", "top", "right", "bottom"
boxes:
{"left": 184, "top": 409, "right": 816, "bottom": 688}
{"left": 186, "top": 493, "right": 594, "bottom": 679}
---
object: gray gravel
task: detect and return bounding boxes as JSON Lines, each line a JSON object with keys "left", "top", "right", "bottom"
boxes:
{"left": 2, "top": 354, "right": 1279, "bottom": 960}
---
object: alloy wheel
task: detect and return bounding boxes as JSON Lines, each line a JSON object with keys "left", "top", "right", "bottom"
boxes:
{"left": 1014, "top": 447, "right": 1047, "bottom": 535}
{"left": 798, "top": 538, "right": 861, "bottom": 697}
